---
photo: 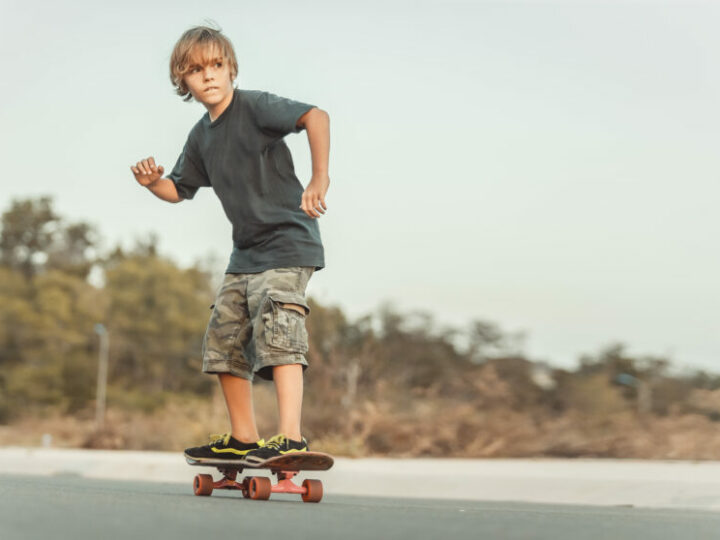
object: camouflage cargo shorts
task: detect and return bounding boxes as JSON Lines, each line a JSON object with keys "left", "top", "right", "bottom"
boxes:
{"left": 202, "top": 266, "right": 314, "bottom": 381}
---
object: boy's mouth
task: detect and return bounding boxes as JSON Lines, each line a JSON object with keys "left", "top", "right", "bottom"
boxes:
{"left": 204, "top": 87, "right": 219, "bottom": 93}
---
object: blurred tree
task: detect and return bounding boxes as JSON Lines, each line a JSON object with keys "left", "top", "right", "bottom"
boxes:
{"left": 0, "top": 197, "right": 59, "bottom": 278}
{"left": 0, "top": 268, "right": 104, "bottom": 417}
{"left": 466, "top": 320, "right": 506, "bottom": 363}
{"left": 690, "top": 370, "right": 720, "bottom": 391}
{"left": 578, "top": 343, "right": 638, "bottom": 378}
{"left": 480, "top": 356, "right": 548, "bottom": 411}
{"left": 46, "top": 222, "right": 98, "bottom": 279}
{"left": 102, "top": 244, "right": 215, "bottom": 400}
{"left": 0, "top": 196, "right": 98, "bottom": 280}
{"left": 4, "top": 196, "right": 720, "bottom": 458}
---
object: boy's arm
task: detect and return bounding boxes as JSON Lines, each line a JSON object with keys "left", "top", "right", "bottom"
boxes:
{"left": 131, "top": 157, "right": 182, "bottom": 203}
{"left": 145, "top": 178, "right": 182, "bottom": 203}
{"left": 297, "top": 108, "right": 330, "bottom": 219}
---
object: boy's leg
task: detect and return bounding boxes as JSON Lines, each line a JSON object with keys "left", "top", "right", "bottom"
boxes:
{"left": 218, "top": 373, "right": 261, "bottom": 443}
{"left": 184, "top": 274, "right": 265, "bottom": 461}
{"left": 272, "top": 364, "right": 303, "bottom": 441}
{"left": 246, "top": 267, "right": 313, "bottom": 445}
{"left": 275, "top": 303, "right": 306, "bottom": 439}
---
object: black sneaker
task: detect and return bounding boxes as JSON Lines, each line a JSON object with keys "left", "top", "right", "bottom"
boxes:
{"left": 184, "top": 433, "right": 265, "bottom": 462}
{"left": 243, "top": 434, "right": 309, "bottom": 465}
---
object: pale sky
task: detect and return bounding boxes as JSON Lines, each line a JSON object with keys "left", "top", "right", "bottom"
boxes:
{"left": 1, "top": 0, "right": 718, "bottom": 372}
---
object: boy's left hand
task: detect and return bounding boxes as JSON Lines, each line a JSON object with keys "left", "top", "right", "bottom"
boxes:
{"left": 301, "top": 173, "right": 330, "bottom": 218}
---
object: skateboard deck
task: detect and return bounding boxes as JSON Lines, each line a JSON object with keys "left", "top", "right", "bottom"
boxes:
{"left": 186, "top": 452, "right": 333, "bottom": 503}
{"left": 186, "top": 451, "right": 333, "bottom": 471}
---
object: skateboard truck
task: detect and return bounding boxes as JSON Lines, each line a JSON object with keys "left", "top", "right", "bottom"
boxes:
{"left": 189, "top": 451, "right": 332, "bottom": 503}
{"left": 193, "top": 466, "right": 324, "bottom": 503}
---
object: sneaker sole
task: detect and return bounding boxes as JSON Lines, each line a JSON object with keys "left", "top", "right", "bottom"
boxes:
{"left": 184, "top": 453, "right": 249, "bottom": 464}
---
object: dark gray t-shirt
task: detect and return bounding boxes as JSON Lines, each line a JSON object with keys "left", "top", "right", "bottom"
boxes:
{"left": 168, "top": 88, "right": 324, "bottom": 273}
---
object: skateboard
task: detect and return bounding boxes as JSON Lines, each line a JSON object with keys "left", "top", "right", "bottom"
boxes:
{"left": 186, "top": 452, "right": 334, "bottom": 503}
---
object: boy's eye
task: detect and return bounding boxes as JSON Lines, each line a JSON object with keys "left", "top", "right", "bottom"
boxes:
{"left": 215, "top": 62, "right": 222, "bottom": 67}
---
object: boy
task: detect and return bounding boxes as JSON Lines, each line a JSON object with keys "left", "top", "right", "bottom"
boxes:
{"left": 130, "top": 25, "right": 330, "bottom": 463}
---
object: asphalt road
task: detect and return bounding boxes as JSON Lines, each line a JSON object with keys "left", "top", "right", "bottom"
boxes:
{"left": 2, "top": 474, "right": 720, "bottom": 540}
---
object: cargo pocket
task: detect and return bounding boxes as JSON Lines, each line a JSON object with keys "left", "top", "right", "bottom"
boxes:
{"left": 262, "top": 292, "right": 310, "bottom": 354}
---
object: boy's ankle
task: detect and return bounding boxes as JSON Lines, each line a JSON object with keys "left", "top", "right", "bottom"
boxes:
{"left": 279, "top": 432, "right": 302, "bottom": 442}
{"left": 231, "top": 433, "right": 262, "bottom": 445}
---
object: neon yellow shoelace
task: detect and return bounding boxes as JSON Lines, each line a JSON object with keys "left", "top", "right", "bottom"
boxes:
{"left": 264, "top": 434, "right": 288, "bottom": 450}
{"left": 208, "top": 433, "right": 267, "bottom": 448}
{"left": 208, "top": 433, "right": 231, "bottom": 446}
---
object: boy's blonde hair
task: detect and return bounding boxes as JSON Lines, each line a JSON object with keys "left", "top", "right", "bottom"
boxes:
{"left": 170, "top": 25, "right": 239, "bottom": 102}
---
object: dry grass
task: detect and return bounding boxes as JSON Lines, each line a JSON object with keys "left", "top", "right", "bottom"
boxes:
{"left": 3, "top": 392, "right": 720, "bottom": 460}
{"left": 346, "top": 405, "right": 720, "bottom": 460}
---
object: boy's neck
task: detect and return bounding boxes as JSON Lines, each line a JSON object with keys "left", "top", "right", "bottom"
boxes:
{"left": 206, "top": 89, "right": 234, "bottom": 122}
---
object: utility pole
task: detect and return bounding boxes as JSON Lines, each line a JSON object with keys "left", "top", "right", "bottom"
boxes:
{"left": 94, "top": 324, "right": 109, "bottom": 430}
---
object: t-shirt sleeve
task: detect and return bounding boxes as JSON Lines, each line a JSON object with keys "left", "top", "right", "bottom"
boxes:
{"left": 251, "top": 91, "right": 316, "bottom": 140}
{"left": 167, "top": 139, "right": 210, "bottom": 200}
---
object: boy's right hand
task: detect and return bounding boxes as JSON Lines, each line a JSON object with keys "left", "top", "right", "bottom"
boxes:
{"left": 131, "top": 157, "right": 165, "bottom": 187}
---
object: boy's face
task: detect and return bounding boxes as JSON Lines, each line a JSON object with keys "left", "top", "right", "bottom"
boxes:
{"left": 183, "top": 44, "right": 234, "bottom": 107}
